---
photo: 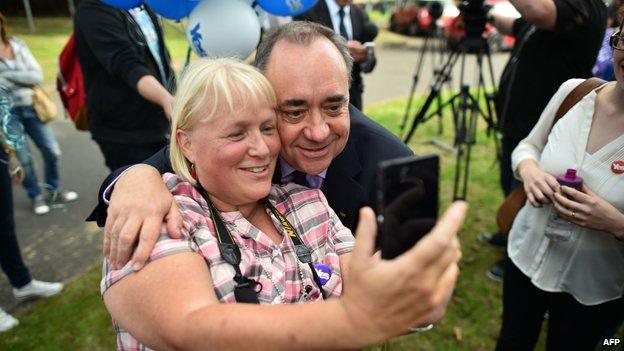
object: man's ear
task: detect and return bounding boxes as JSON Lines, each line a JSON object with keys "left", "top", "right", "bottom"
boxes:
{"left": 176, "top": 130, "right": 195, "bottom": 164}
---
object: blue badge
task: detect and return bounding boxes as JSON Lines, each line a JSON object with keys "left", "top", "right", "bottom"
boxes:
{"left": 314, "top": 263, "right": 332, "bottom": 285}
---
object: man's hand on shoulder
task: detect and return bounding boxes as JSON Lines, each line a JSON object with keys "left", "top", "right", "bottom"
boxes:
{"left": 104, "top": 164, "right": 182, "bottom": 271}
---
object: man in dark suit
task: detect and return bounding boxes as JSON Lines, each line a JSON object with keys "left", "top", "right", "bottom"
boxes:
{"left": 93, "top": 21, "right": 412, "bottom": 270}
{"left": 294, "top": 0, "right": 378, "bottom": 110}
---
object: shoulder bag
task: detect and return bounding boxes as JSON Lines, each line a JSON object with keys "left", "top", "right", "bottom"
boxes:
{"left": 495, "top": 77, "right": 606, "bottom": 235}
{"left": 32, "top": 85, "right": 58, "bottom": 123}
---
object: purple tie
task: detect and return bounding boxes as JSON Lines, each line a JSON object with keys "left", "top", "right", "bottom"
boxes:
{"left": 292, "top": 171, "right": 309, "bottom": 187}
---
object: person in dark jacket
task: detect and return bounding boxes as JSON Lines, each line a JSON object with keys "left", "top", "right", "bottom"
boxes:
{"left": 294, "top": 0, "right": 378, "bottom": 110}
{"left": 74, "top": 0, "right": 176, "bottom": 170}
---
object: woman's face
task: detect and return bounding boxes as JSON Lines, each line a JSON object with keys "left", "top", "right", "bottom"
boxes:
{"left": 614, "top": 30, "right": 624, "bottom": 89}
{"left": 178, "top": 100, "right": 280, "bottom": 210}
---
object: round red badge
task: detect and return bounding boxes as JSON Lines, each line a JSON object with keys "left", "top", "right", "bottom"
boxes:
{"left": 612, "top": 160, "right": 624, "bottom": 174}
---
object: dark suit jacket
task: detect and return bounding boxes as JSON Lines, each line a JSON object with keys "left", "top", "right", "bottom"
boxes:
{"left": 90, "top": 106, "right": 412, "bottom": 232}
{"left": 293, "top": 1, "right": 378, "bottom": 90}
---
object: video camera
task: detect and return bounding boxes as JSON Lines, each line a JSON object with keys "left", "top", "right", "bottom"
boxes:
{"left": 458, "top": 0, "right": 492, "bottom": 38}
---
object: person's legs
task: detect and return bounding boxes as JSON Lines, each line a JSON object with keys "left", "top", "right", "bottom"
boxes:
{"left": 486, "top": 135, "right": 524, "bottom": 281}
{"left": 496, "top": 261, "right": 548, "bottom": 350}
{"left": 97, "top": 141, "right": 166, "bottom": 171}
{"left": 499, "top": 136, "right": 523, "bottom": 197}
{"left": 547, "top": 292, "right": 624, "bottom": 350}
{"left": 0, "top": 129, "right": 62, "bottom": 304}
{"left": 21, "top": 106, "right": 61, "bottom": 192}
{"left": 0, "top": 148, "right": 32, "bottom": 288}
{"left": 349, "top": 85, "right": 363, "bottom": 111}
{"left": 11, "top": 106, "right": 42, "bottom": 199}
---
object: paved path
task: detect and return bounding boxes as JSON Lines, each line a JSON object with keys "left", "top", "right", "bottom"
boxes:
{"left": 0, "top": 42, "right": 509, "bottom": 311}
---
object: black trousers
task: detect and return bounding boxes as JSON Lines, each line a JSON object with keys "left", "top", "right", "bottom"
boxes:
{"left": 497, "top": 260, "right": 624, "bottom": 351}
{"left": 96, "top": 140, "right": 166, "bottom": 171}
{"left": 349, "top": 80, "right": 363, "bottom": 111}
{"left": 499, "top": 136, "right": 523, "bottom": 196}
{"left": 0, "top": 148, "right": 32, "bottom": 288}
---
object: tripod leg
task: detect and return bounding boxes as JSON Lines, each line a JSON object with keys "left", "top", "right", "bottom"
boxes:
{"left": 482, "top": 50, "right": 502, "bottom": 163}
{"left": 403, "top": 50, "right": 460, "bottom": 144}
{"left": 400, "top": 36, "right": 431, "bottom": 137}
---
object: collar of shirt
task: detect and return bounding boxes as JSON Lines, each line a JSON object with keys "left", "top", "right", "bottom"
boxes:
{"left": 279, "top": 157, "right": 327, "bottom": 189}
{"left": 325, "top": 0, "right": 353, "bottom": 40}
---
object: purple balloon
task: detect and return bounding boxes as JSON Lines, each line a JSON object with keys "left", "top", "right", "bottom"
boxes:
{"left": 144, "top": 0, "right": 199, "bottom": 20}
{"left": 101, "top": 0, "right": 142, "bottom": 10}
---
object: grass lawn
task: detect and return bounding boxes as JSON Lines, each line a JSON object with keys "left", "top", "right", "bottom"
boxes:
{"left": 1, "top": 16, "right": 621, "bottom": 351}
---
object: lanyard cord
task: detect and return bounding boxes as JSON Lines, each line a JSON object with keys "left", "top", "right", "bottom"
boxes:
{"left": 195, "top": 184, "right": 261, "bottom": 303}
{"left": 263, "top": 199, "right": 327, "bottom": 300}
{"left": 194, "top": 184, "right": 327, "bottom": 301}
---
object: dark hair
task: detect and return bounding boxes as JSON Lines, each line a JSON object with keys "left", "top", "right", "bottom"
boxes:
{"left": 0, "top": 12, "right": 8, "bottom": 44}
{"left": 254, "top": 21, "right": 353, "bottom": 84}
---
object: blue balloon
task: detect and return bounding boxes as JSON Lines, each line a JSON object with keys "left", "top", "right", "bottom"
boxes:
{"left": 101, "top": 0, "right": 142, "bottom": 10}
{"left": 144, "top": 0, "right": 199, "bottom": 20}
{"left": 256, "top": 0, "right": 318, "bottom": 16}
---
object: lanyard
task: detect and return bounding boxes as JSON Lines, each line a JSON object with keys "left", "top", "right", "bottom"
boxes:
{"left": 194, "top": 184, "right": 327, "bottom": 303}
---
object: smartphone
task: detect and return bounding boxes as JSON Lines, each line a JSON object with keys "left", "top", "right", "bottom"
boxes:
{"left": 377, "top": 154, "right": 439, "bottom": 259}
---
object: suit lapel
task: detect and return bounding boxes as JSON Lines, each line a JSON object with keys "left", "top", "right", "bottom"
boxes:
{"left": 349, "top": 6, "right": 362, "bottom": 40}
{"left": 323, "top": 132, "right": 365, "bottom": 231}
{"left": 314, "top": 0, "right": 333, "bottom": 28}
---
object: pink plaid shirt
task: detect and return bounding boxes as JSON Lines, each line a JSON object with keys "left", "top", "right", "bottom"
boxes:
{"left": 101, "top": 173, "right": 355, "bottom": 351}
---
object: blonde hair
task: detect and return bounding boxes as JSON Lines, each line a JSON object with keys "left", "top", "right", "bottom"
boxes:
{"left": 169, "top": 58, "right": 277, "bottom": 186}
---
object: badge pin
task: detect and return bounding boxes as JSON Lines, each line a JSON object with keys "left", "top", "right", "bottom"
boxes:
{"left": 611, "top": 160, "right": 624, "bottom": 174}
{"left": 314, "top": 263, "right": 332, "bottom": 285}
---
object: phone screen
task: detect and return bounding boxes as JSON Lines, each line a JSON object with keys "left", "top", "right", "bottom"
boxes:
{"left": 377, "top": 154, "right": 439, "bottom": 259}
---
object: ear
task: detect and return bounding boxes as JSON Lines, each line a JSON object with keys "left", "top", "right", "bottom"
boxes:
{"left": 176, "top": 129, "right": 195, "bottom": 164}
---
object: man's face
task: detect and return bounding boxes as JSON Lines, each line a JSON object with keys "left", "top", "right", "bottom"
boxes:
{"left": 335, "top": 0, "right": 351, "bottom": 7}
{"left": 264, "top": 38, "right": 350, "bottom": 175}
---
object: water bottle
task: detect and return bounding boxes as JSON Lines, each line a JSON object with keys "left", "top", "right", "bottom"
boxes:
{"left": 544, "top": 169, "right": 583, "bottom": 241}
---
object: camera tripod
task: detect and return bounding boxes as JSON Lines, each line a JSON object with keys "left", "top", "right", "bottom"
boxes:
{"left": 402, "top": 34, "right": 500, "bottom": 200}
{"left": 398, "top": 24, "right": 453, "bottom": 149}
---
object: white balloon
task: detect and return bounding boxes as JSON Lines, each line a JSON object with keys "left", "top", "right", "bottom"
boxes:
{"left": 186, "top": 0, "right": 261, "bottom": 60}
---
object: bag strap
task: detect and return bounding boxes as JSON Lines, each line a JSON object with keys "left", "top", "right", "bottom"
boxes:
{"left": 496, "top": 77, "right": 606, "bottom": 235}
{"left": 553, "top": 77, "right": 606, "bottom": 123}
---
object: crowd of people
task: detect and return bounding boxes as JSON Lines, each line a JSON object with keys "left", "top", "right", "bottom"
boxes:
{"left": 0, "top": 0, "right": 622, "bottom": 349}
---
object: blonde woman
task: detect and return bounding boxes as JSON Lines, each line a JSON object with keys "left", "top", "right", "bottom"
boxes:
{"left": 102, "top": 58, "right": 465, "bottom": 350}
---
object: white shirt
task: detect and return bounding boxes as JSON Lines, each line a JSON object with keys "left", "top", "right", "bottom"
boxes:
{"left": 509, "top": 78, "right": 624, "bottom": 306}
{"left": 325, "top": 0, "right": 353, "bottom": 40}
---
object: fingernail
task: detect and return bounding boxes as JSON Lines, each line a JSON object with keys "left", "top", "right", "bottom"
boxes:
{"left": 132, "top": 261, "right": 142, "bottom": 271}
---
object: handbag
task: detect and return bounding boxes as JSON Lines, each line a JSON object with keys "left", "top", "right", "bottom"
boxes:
{"left": 495, "top": 77, "right": 606, "bottom": 235}
{"left": 31, "top": 85, "right": 58, "bottom": 123}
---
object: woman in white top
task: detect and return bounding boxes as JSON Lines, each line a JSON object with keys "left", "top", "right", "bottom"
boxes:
{"left": 0, "top": 13, "right": 76, "bottom": 215}
{"left": 496, "top": 20, "right": 624, "bottom": 351}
